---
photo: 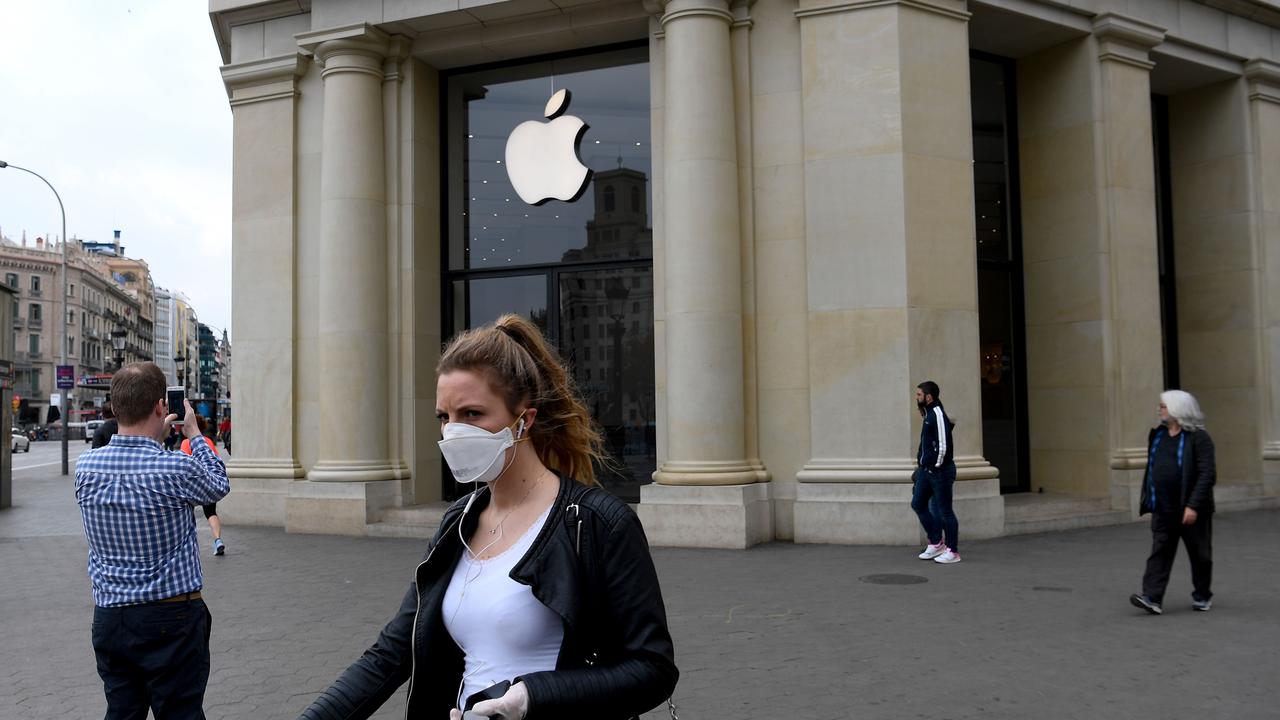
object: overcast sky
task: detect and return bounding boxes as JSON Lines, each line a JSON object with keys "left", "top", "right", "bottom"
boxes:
{"left": 0, "top": 1, "right": 232, "bottom": 336}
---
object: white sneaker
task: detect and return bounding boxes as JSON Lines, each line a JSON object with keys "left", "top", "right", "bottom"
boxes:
{"left": 918, "top": 542, "right": 946, "bottom": 560}
{"left": 933, "top": 548, "right": 961, "bottom": 564}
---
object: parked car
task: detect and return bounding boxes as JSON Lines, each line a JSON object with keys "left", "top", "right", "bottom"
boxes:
{"left": 12, "top": 428, "right": 30, "bottom": 453}
{"left": 84, "top": 419, "right": 105, "bottom": 444}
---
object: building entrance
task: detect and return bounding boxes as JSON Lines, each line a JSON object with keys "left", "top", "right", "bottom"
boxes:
{"left": 971, "top": 53, "right": 1030, "bottom": 494}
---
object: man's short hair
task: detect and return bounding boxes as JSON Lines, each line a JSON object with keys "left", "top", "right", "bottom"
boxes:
{"left": 111, "top": 363, "right": 166, "bottom": 425}
{"left": 917, "top": 380, "right": 941, "bottom": 400}
{"left": 101, "top": 402, "right": 114, "bottom": 420}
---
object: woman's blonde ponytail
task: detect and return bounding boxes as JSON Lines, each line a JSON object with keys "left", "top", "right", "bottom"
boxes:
{"left": 438, "top": 314, "right": 608, "bottom": 485}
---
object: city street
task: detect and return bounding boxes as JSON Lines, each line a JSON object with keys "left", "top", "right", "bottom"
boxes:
{"left": 2, "top": 450, "right": 1278, "bottom": 719}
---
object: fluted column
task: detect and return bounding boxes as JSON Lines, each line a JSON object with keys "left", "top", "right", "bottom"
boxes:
{"left": 301, "top": 25, "right": 397, "bottom": 483}
{"left": 639, "top": 0, "right": 771, "bottom": 549}
{"left": 652, "top": 0, "right": 758, "bottom": 488}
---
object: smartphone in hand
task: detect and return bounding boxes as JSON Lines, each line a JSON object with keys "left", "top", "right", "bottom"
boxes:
{"left": 166, "top": 386, "right": 186, "bottom": 425}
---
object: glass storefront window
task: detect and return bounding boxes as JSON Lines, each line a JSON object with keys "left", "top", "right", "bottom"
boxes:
{"left": 971, "top": 53, "right": 1029, "bottom": 494}
{"left": 444, "top": 46, "right": 655, "bottom": 502}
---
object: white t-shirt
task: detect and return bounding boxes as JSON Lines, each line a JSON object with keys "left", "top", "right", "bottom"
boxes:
{"left": 442, "top": 503, "right": 564, "bottom": 709}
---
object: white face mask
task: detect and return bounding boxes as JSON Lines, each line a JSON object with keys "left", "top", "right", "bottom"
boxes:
{"left": 437, "top": 414, "right": 526, "bottom": 484}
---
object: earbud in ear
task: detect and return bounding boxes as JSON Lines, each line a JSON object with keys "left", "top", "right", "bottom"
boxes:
{"left": 517, "top": 418, "right": 526, "bottom": 438}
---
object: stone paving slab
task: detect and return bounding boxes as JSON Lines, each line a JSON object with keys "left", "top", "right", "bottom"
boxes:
{"left": 2, "top": 454, "right": 1278, "bottom": 719}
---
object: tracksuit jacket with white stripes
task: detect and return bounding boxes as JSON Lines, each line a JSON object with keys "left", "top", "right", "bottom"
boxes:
{"left": 917, "top": 401, "right": 955, "bottom": 471}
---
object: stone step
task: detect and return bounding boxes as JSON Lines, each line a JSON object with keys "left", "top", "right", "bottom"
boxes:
{"left": 1004, "top": 509, "right": 1134, "bottom": 537}
{"left": 1215, "top": 484, "right": 1280, "bottom": 514}
{"left": 1003, "top": 493, "right": 1112, "bottom": 523}
{"left": 366, "top": 503, "right": 450, "bottom": 539}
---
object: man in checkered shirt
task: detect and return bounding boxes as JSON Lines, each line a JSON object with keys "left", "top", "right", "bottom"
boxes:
{"left": 76, "top": 361, "right": 229, "bottom": 718}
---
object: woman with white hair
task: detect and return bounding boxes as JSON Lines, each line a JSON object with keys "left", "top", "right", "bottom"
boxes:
{"left": 1130, "top": 390, "right": 1217, "bottom": 615}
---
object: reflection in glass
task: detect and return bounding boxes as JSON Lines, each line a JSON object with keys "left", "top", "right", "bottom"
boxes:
{"left": 444, "top": 47, "right": 655, "bottom": 501}
{"left": 447, "top": 47, "right": 652, "bottom": 271}
{"left": 560, "top": 265, "right": 655, "bottom": 502}
{"left": 450, "top": 275, "right": 547, "bottom": 332}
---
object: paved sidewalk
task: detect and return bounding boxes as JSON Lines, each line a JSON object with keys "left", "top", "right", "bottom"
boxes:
{"left": 2, "top": 454, "right": 1278, "bottom": 719}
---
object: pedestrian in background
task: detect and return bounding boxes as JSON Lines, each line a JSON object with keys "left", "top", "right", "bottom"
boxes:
{"left": 181, "top": 415, "right": 226, "bottom": 556}
{"left": 75, "top": 362, "right": 230, "bottom": 718}
{"left": 911, "top": 380, "right": 961, "bottom": 564}
{"left": 299, "top": 314, "right": 677, "bottom": 720}
{"left": 1131, "top": 390, "right": 1217, "bottom": 615}
{"left": 90, "top": 402, "right": 118, "bottom": 449}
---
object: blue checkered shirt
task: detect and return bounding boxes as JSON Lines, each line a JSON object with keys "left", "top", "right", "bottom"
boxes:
{"left": 75, "top": 434, "right": 230, "bottom": 607}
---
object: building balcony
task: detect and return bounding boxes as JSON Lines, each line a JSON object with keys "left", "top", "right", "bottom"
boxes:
{"left": 12, "top": 316, "right": 24, "bottom": 328}
{"left": 86, "top": 300, "right": 101, "bottom": 313}
{"left": 28, "top": 288, "right": 42, "bottom": 297}
{"left": 85, "top": 327, "right": 99, "bottom": 339}
{"left": 28, "top": 317, "right": 43, "bottom": 329}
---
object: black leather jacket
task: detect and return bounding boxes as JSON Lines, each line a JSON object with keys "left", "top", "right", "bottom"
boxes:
{"left": 299, "top": 474, "right": 678, "bottom": 720}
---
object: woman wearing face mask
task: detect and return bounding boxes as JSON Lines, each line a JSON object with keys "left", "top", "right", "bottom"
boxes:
{"left": 298, "top": 314, "right": 677, "bottom": 720}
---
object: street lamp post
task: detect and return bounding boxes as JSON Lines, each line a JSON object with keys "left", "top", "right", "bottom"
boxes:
{"left": 111, "top": 328, "right": 127, "bottom": 372}
{"left": 175, "top": 356, "right": 186, "bottom": 394}
{"left": 1, "top": 160, "right": 71, "bottom": 476}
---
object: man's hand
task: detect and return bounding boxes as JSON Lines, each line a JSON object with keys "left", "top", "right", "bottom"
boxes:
{"left": 180, "top": 399, "right": 201, "bottom": 440}
{"left": 449, "top": 681, "right": 529, "bottom": 720}
{"left": 1182, "top": 507, "right": 1198, "bottom": 525}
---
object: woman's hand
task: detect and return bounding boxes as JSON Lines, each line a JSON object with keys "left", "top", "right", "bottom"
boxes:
{"left": 448, "top": 681, "right": 530, "bottom": 720}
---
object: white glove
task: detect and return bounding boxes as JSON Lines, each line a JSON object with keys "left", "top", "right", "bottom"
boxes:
{"left": 449, "top": 681, "right": 530, "bottom": 720}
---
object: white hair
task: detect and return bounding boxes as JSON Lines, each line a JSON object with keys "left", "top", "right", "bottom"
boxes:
{"left": 1161, "top": 390, "right": 1205, "bottom": 432}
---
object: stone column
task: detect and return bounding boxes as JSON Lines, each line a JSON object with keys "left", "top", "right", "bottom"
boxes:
{"left": 218, "top": 54, "right": 309, "bottom": 524}
{"left": 289, "top": 25, "right": 401, "bottom": 533}
{"left": 791, "top": 0, "right": 1001, "bottom": 544}
{"left": 1247, "top": 60, "right": 1280, "bottom": 498}
{"left": 638, "top": 0, "right": 772, "bottom": 549}
{"left": 1092, "top": 16, "right": 1168, "bottom": 514}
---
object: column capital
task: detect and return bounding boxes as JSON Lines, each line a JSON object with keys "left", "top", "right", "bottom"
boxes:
{"left": 1093, "top": 13, "right": 1166, "bottom": 70}
{"left": 1245, "top": 58, "right": 1280, "bottom": 105}
{"left": 297, "top": 23, "right": 389, "bottom": 69}
{"left": 220, "top": 53, "right": 308, "bottom": 107}
{"left": 660, "top": 0, "right": 734, "bottom": 27}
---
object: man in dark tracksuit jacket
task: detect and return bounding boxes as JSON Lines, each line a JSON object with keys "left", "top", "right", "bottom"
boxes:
{"left": 911, "top": 381, "right": 960, "bottom": 563}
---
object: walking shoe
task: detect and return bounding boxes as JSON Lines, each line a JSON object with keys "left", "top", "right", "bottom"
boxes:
{"left": 918, "top": 542, "right": 946, "bottom": 560}
{"left": 213, "top": 538, "right": 225, "bottom": 556}
{"left": 1130, "top": 594, "right": 1162, "bottom": 615}
{"left": 933, "top": 548, "right": 961, "bottom": 564}
{"left": 1192, "top": 598, "right": 1212, "bottom": 612}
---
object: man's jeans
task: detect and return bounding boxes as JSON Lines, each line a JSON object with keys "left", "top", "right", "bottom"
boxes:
{"left": 911, "top": 465, "right": 959, "bottom": 552}
{"left": 92, "top": 598, "right": 211, "bottom": 719}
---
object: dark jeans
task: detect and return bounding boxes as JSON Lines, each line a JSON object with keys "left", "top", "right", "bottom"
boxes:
{"left": 92, "top": 598, "right": 212, "bottom": 719}
{"left": 911, "top": 465, "right": 958, "bottom": 552}
{"left": 1142, "top": 511, "right": 1213, "bottom": 604}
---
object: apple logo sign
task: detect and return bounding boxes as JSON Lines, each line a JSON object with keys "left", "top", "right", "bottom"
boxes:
{"left": 504, "top": 89, "right": 593, "bottom": 205}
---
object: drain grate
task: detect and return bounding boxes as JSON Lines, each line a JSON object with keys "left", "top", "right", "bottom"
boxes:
{"left": 859, "top": 573, "right": 928, "bottom": 585}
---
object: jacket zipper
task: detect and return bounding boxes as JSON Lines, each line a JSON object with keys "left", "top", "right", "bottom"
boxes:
{"left": 404, "top": 509, "right": 465, "bottom": 719}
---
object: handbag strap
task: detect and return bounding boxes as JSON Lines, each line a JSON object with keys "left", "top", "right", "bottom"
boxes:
{"left": 563, "top": 487, "right": 678, "bottom": 720}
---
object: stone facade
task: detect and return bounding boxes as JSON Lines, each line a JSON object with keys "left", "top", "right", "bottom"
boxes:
{"left": 210, "top": 0, "right": 1280, "bottom": 546}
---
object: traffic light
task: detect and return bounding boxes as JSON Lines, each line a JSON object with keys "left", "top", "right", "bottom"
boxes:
{"left": 11, "top": 395, "right": 19, "bottom": 413}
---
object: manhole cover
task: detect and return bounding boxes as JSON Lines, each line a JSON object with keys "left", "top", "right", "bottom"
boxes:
{"left": 859, "top": 573, "right": 928, "bottom": 585}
